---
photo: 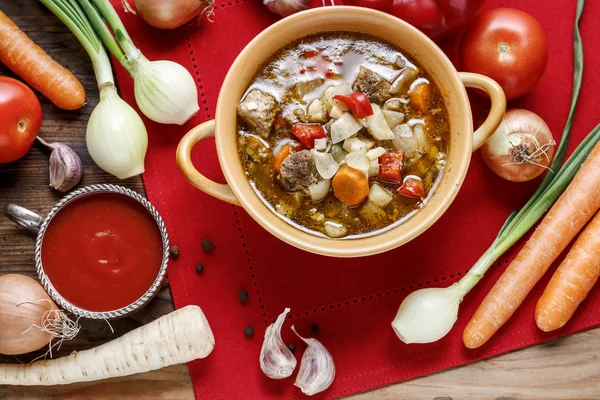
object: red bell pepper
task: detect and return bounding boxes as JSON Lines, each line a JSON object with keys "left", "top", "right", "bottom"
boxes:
{"left": 333, "top": 92, "right": 374, "bottom": 118}
{"left": 398, "top": 177, "right": 425, "bottom": 198}
{"left": 378, "top": 151, "right": 404, "bottom": 183}
{"left": 291, "top": 124, "right": 326, "bottom": 148}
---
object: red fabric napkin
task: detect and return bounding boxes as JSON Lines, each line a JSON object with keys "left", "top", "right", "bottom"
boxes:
{"left": 111, "top": 0, "right": 600, "bottom": 398}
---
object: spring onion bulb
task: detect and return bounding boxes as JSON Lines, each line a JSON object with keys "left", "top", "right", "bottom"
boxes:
{"left": 81, "top": 0, "right": 200, "bottom": 125}
{"left": 87, "top": 84, "right": 148, "bottom": 179}
{"left": 128, "top": 51, "right": 200, "bottom": 125}
{"left": 392, "top": 0, "right": 587, "bottom": 345}
{"left": 40, "top": 0, "right": 148, "bottom": 180}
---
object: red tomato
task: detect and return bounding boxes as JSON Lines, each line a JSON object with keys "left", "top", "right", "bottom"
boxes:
{"left": 0, "top": 77, "right": 42, "bottom": 164}
{"left": 343, "top": 0, "right": 392, "bottom": 12}
{"left": 392, "top": 0, "right": 485, "bottom": 40}
{"left": 459, "top": 8, "right": 548, "bottom": 101}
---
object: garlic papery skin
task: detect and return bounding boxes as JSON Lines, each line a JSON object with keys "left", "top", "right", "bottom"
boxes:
{"left": 291, "top": 325, "right": 335, "bottom": 396}
{"left": 260, "top": 308, "right": 297, "bottom": 379}
{"left": 391, "top": 278, "right": 474, "bottom": 344}
{"left": 37, "top": 137, "right": 83, "bottom": 192}
{"left": 128, "top": 52, "right": 199, "bottom": 125}
{"left": 86, "top": 84, "right": 148, "bottom": 180}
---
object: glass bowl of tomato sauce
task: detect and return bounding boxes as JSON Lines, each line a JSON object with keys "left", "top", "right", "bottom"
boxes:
{"left": 4, "top": 185, "right": 169, "bottom": 319}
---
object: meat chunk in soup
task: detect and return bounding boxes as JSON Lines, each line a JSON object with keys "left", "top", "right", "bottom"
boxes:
{"left": 278, "top": 150, "right": 318, "bottom": 194}
{"left": 353, "top": 66, "right": 391, "bottom": 104}
{"left": 237, "top": 89, "right": 280, "bottom": 137}
{"left": 284, "top": 78, "right": 325, "bottom": 102}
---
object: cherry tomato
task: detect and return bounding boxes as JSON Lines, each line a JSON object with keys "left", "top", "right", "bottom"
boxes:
{"left": 0, "top": 77, "right": 42, "bottom": 164}
{"left": 459, "top": 8, "right": 548, "bottom": 101}
{"left": 392, "top": 0, "right": 485, "bottom": 40}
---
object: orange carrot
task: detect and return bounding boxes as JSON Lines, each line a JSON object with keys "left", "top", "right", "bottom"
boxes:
{"left": 463, "top": 141, "right": 600, "bottom": 349}
{"left": 332, "top": 165, "right": 369, "bottom": 206}
{"left": 0, "top": 11, "right": 85, "bottom": 110}
{"left": 410, "top": 84, "right": 432, "bottom": 114}
{"left": 273, "top": 144, "right": 292, "bottom": 174}
{"left": 535, "top": 211, "right": 600, "bottom": 332}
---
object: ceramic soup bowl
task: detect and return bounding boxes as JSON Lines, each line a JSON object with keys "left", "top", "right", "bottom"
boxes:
{"left": 176, "top": 6, "right": 506, "bottom": 258}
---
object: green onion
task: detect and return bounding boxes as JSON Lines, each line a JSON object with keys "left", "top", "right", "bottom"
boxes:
{"left": 41, "top": 0, "right": 148, "bottom": 180}
{"left": 392, "top": 0, "right": 590, "bottom": 344}
{"left": 78, "top": 0, "right": 200, "bottom": 125}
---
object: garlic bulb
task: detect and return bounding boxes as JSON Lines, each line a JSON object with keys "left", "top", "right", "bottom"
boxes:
{"left": 292, "top": 325, "right": 335, "bottom": 396}
{"left": 127, "top": 51, "right": 199, "bottom": 125}
{"left": 263, "top": 0, "right": 310, "bottom": 17}
{"left": 260, "top": 308, "right": 297, "bottom": 379}
{"left": 37, "top": 137, "right": 83, "bottom": 192}
{"left": 86, "top": 84, "right": 148, "bottom": 180}
{"left": 391, "top": 278, "right": 475, "bottom": 344}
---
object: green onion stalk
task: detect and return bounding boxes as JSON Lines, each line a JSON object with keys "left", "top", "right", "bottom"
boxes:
{"left": 78, "top": 0, "right": 200, "bottom": 125}
{"left": 392, "top": 0, "right": 592, "bottom": 344}
{"left": 41, "top": 0, "right": 148, "bottom": 180}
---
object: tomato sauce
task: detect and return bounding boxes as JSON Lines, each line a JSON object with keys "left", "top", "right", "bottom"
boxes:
{"left": 41, "top": 193, "right": 164, "bottom": 312}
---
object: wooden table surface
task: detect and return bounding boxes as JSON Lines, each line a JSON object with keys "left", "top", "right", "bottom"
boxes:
{"left": 1, "top": 2, "right": 600, "bottom": 399}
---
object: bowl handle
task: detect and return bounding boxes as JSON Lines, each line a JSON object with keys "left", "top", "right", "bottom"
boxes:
{"left": 459, "top": 72, "right": 506, "bottom": 152}
{"left": 176, "top": 120, "right": 241, "bottom": 206}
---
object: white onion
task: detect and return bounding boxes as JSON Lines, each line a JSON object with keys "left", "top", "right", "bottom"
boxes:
{"left": 129, "top": 54, "right": 200, "bottom": 125}
{"left": 345, "top": 151, "right": 370, "bottom": 172}
{"left": 312, "top": 150, "right": 339, "bottom": 179}
{"left": 123, "top": 0, "right": 213, "bottom": 30}
{"left": 87, "top": 84, "right": 148, "bottom": 179}
{"left": 309, "top": 179, "right": 331, "bottom": 202}
{"left": 481, "top": 109, "right": 555, "bottom": 182}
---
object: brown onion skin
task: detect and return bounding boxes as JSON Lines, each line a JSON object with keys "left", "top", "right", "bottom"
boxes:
{"left": 0, "top": 274, "right": 56, "bottom": 355}
{"left": 481, "top": 109, "right": 555, "bottom": 182}
{"left": 135, "top": 0, "right": 209, "bottom": 30}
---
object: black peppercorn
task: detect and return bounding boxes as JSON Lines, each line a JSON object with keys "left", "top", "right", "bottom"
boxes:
{"left": 202, "top": 239, "right": 215, "bottom": 251}
{"left": 195, "top": 264, "right": 204, "bottom": 274}
{"left": 238, "top": 290, "right": 249, "bottom": 302}
{"left": 287, "top": 343, "right": 296, "bottom": 353}
{"left": 244, "top": 326, "right": 254, "bottom": 337}
{"left": 169, "top": 246, "right": 180, "bottom": 259}
{"left": 310, "top": 324, "right": 319, "bottom": 334}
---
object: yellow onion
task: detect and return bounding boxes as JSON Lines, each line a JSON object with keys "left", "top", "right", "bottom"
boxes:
{"left": 122, "top": 0, "right": 214, "bottom": 30}
{"left": 481, "top": 109, "right": 555, "bottom": 182}
{"left": 0, "top": 274, "right": 57, "bottom": 355}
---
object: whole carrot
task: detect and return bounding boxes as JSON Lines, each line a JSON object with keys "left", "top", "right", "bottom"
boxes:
{"left": 535, "top": 211, "right": 600, "bottom": 332}
{"left": 0, "top": 10, "right": 85, "bottom": 110}
{"left": 463, "top": 140, "right": 600, "bottom": 349}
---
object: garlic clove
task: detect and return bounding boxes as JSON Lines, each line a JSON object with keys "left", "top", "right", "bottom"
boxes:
{"left": 260, "top": 308, "right": 297, "bottom": 379}
{"left": 37, "top": 137, "right": 83, "bottom": 192}
{"left": 292, "top": 325, "right": 335, "bottom": 396}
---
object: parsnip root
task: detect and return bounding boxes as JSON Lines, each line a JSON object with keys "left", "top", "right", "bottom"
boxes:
{"left": 1, "top": 305, "right": 214, "bottom": 386}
